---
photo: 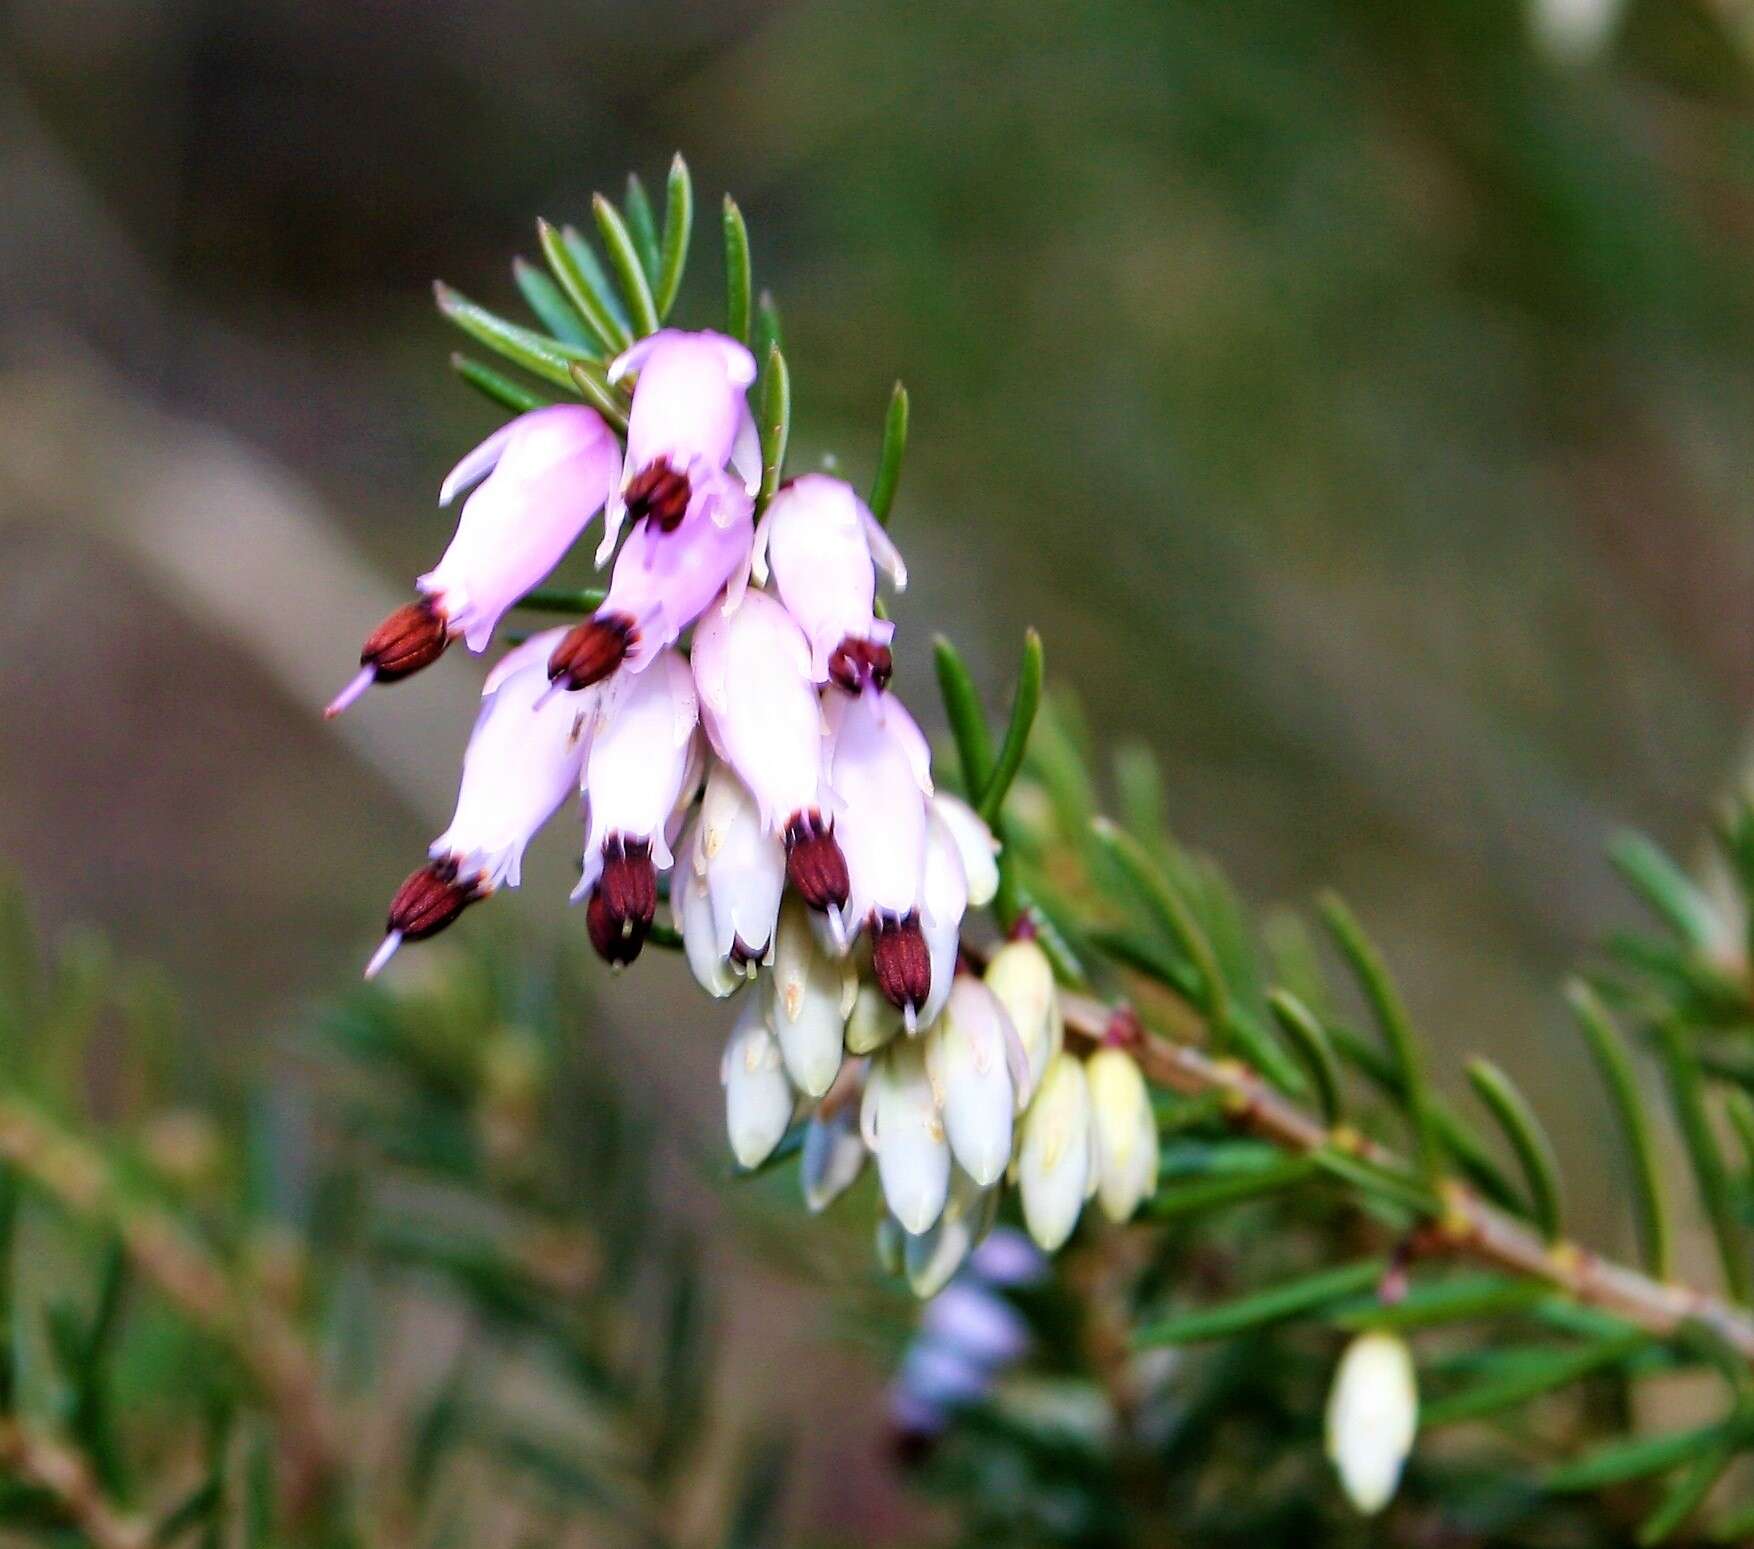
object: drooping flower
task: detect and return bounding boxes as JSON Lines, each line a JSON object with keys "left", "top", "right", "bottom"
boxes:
{"left": 751, "top": 473, "right": 906, "bottom": 690}
{"left": 327, "top": 406, "right": 619, "bottom": 716}
{"left": 671, "top": 831, "right": 741, "bottom": 998}
{"left": 845, "top": 983, "right": 903, "bottom": 1056}
{"left": 800, "top": 1094, "right": 867, "bottom": 1213}
{"left": 770, "top": 898, "right": 854, "bottom": 1098}
{"left": 924, "top": 977, "right": 1027, "bottom": 1187}
{"left": 722, "top": 986, "right": 795, "bottom": 1170}
{"left": 931, "top": 795, "right": 999, "bottom": 909}
{"left": 1017, "top": 1051, "right": 1092, "bottom": 1251}
{"left": 600, "top": 329, "right": 760, "bottom": 563}
{"left": 1325, "top": 1331, "right": 1419, "bottom": 1516}
{"left": 1085, "top": 1046, "right": 1159, "bottom": 1222}
{"left": 574, "top": 650, "right": 702, "bottom": 965}
{"left": 917, "top": 805, "right": 973, "bottom": 1031}
{"left": 364, "top": 628, "right": 592, "bottom": 978}
{"left": 824, "top": 686, "right": 935, "bottom": 1019}
{"left": 983, "top": 939, "right": 1062, "bottom": 1108}
{"left": 862, "top": 1035, "right": 950, "bottom": 1235}
{"left": 903, "top": 1171, "right": 999, "bottom": 1299}
{"left": 675, "top": 762, "right": 786, "bottom": 994}
{"left": 547, "top": 469, "right": 753, "bottom": 692}
{"left": 691, "top": 589, "right": 849, "bottom": 919}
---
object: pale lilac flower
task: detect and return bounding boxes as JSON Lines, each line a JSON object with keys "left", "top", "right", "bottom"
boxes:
{"left": 770, "top": 898, "right": 855, "bottom": 1098}
{"left": 1017, "top": 1052, "right": 1092, "bottom": 1251}
{"left": 932, "top": 795, "right": 1000, "bottom": 909}
{"left": 691, "top": 589, "right": 850, "bottom": 920}
{"left": 1086, "top": 1046, "right": 1159, "bottom": 1223}
{"left": 924, "top": 977, "right": 1028, "bottom": 1187}
{"left": 1326, "top": 1332, "right": 1418, "bottom": 1515}
{"left": 801, "top": 1096, "right": 867, "bottom": 1213}
{"left": 364, "top": 628, "right": 591, "bottom": 979}
{"left": 750, "top": 474, "right": 906, "bottom": 690}
{"left": 917, "top": 806, "right": 971, "bottom": 1030}
{"left": 327, "top": 406, "right": 619, "bottom": 717}
{"left": 547, "top": 470, "right": 754, "bottom": 692}
{"left": 722, "top": 986, "right": 795, "bottom": 1170}
{"left": 824, "top": 687, "right": 935, "bottom": 1019}
{"left": 862, "top": 1036, "right": 950, "bottom": 1235}
{"left": 574, "top": 650, "right": 702, "bottom": 964}
{"left": 600, "top": 329, "right": 761, "bottom": 563}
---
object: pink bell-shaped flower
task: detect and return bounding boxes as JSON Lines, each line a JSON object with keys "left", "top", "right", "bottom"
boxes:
{"left": 574, "top": 649, "right": 703, "bottom": 965}
{"left": 364, "top": 628, "right": 594, "bottom": 978}
{"left": 823, "top": 686, "right": 935, "bottom": 1021}
{"left": 548, "top": 470, "right": 753, "bottom": 693}
{"left": 327, "top": 406, "right": 619, "bottom": 717}
{"left": 599, "top": 329, "right": 761, "bottom": 564}
{"left": 751, "top": 474, "right": 907, "bottom": 691}
{"left": 691, "top": 589, "right": 850, "bottom": 923}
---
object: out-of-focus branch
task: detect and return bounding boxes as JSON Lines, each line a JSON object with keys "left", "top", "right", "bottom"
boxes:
{"left": 0, "top": 1418, "right": 148, "bottom": 1549}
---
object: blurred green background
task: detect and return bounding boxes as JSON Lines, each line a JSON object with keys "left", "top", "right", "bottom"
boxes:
{"left": 6, "top": 0, "right": 1754, "bottom": 1534}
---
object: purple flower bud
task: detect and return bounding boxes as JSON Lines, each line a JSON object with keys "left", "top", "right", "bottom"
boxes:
{"left": 751, "top": 474, "right": 906, "bottom": 688}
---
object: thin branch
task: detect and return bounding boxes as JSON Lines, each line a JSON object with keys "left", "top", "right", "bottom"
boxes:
{"left": 0, "top": 1417, "right": 149, "bottom": 1549}
{"left": 1050, "top": 985, "right": 1754, "bottom": 1360}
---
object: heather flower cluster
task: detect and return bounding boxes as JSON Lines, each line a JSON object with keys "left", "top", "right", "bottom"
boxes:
{"left": 330, "top": 310, "right": 1158, "bottom": 1288}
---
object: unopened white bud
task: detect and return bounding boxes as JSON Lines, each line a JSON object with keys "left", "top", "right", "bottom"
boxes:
{"left": 904, "top": 1172, "right": 999, "bottom": 1299}
{"left": 983, "top": 939, "right": 1062, "bottom": 1108}
{"left": 1017, "top": 1052, "right": 1090, "bottom": 1251}
{"left": 720, "top": 990, "right": 794, "bottom": 1169}
{"left": 771, "top": 899, "right": 854, "bottom": 1097}
{"left": 845, "top": 983, "right": 903, "bottom": 1056}
{"left": 1085, "top": 1047, "right": 1158, "bottom": 1222}
{"left": 924, "top": 978, "right": 1026, "bottom": 1187}
{"left": 861, "top": 1037, "right": 950, "bottom": 1235}
{"left": 801, "top": 1098, "right": 867, "bottom": 1213}
{"left": 1325, "top": 1331, "right": 1418, "bottom": 1516}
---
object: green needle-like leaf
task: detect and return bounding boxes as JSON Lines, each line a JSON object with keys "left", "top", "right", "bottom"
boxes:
{"left": 1318, "top": 893, "right": 1442, "bottom": 1186}
{"left": 868, "top": 382, "right": 909, "bottom": 528}
{"left": 537, "top": 219, "right": 631, "bottom": 356}
{"left": 977, "top": 630, "right": 1043, "bottom": 826}
{"left": 655, "top": 153, "right": 694, "bottom": 321}
{"left": 1149, "top": 1157, "right": 1316, "bottom": 1219}
{"left": 1133, "top": 1259, "right": 1386, "bottom": 1347}
{"left": 754, "top": 289, "right": 783, "bottom": 364}
{"left": 933, "top": 635, "right": 995, "bottom": 794}
{"left": 1549, "top": 1421, "right": 1738, "bottom": 1491}
{"left": 1092, "top": 817, "right": 1231, "bottom": 1047}
{"left": 1610, "top": 830, "right": 1720, "bottom": 952}
{"left": 757, "top": 346, "right": 790, "bottom": 510}
{"left": 1639, "top": 1436, "right": 1738, "bottom": 1545}
{"left": 1658, "top": 1021, "right": 1749, "bottom": 1303}
{"left": 434, "top": 283, "right": 593, "bottom": 389}
{"left": 593, "top": 194, "right": 660, "bottom": 338}
{"left": 723, "top": 196, "right": 752, "bottom": 345}
{"left": 450, "top": 354, "right": 552, "bottom": 415}
{"left": 1269, "top": 990, "right": 1344, "bottom": 1125}
{"left": 1422, "top": 1332, "right": 1645, "bottom": 1428}
{"left": 514, "top": 586, "right": 606, "bottom": 614}
{"left": 569, "top": 360, "right": 632, "bottom": 434}
{"left": 623, "top": 173, "right": 661, "bottom": 284}
{"left": 512, "top": 256, "right": 597, "bottom": 349}
{"left": 1467, "top": 1058, "right": 1564, "bottom": 1241}
{"left": 1331, "top": 1272, "right": 1552, "bottom": 1334}
{"left": 1567, "top": 980, "right": 1672, "bottom": 1280}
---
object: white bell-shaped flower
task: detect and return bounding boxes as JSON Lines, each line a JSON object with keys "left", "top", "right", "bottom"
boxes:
{"left": 845, "top": 984, "right": 903, "bottom": 1056}
{"left": 800, "top": 1096, "right": 867, "bottom": 1213}
{"left": 695, "top": 762, "right": 786, "bottom": 972}
{"left": 932, "top": 794, "right": 999, "bottom": 909}
{"left": 770, "top": 899, "right": 855, "bottom": 1098}
{"left": 861, "top": 1036, "right": 950, "bottom": 1235}
{"left": 721, "top": 987, "right": 795, "bottom": 1170}
{"left": 1085, "top": 1046, "right": 1159, "bottom": 1222}
{"left": 1017, "top": 1052, "right": 1091, "bottom": 1251}
{"left": 917, "top": 805, "right": 973, "bottom": 1031}
{"left": 1326, "top": 1331, "right": 1418, "bottom": 1516}
{"left": 924, "top": 978, "right": 1028, "bottom": 1188}
{"left": 904, "top": 1171, "right": 999, "bottom": 1299}
{"left": 671, "top": 822, "right": 741, "bottom": 997}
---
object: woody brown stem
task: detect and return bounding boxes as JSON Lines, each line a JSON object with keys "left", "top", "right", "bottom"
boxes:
{"left": 0, "top": 1418, "right": 149, "bottom": 1549}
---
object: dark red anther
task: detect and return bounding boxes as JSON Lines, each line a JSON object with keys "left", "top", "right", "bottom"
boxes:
{"left": 362, "top": 600, "right": 450, "bottom": 683}
{"left": 623, "top": 459, "right": 692, "bottom": 531}
{"left": 386, "top": 856, "right": 486, "bottom": 941}
{"left": 585, "top": 888, "right": 646, "bottom": 966}
{"left": 871, "top": 911, "right": 932, "bottom": 1014}
{"left": 784, "top": 811, "right": 850, "bottom": 913}
{"left": 827, "top": 637, "right": 894, "bottom": 693}
{"left": 548, "top": 613, "right": 636, "bottom": 691}
{"left": 1102, "top": 1004, "right": 1144, "bottom": 1049}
